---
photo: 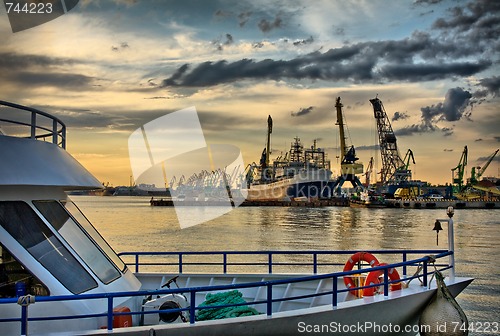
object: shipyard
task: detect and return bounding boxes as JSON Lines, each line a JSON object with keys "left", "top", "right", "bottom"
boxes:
{"left": 1, "top": 1, "right": 499, "bottom": 335}
{"left": 146, "top": 96, "right": 499, "bottom": 210}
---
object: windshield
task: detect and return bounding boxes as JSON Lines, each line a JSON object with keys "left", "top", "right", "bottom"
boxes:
{"left": 33, "top": 200, "right": 121, "bottom": 284}
{"left": 62, "top": 201, "right": 126, "bottom": 271}
{"left": 0, "top": 201, "right": 97, "bottom": 294}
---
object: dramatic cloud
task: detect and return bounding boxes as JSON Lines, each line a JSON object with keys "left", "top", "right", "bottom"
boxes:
{"left": 421, "top": 87, "right": 472, "bottom": 123}
{"left": 392, "top": 111, "right": 409, "bottom": 121}
{"left": 396, "top": 87, "right": 473, "bottom": 136}
{"left": 258, "top": 16, "right": 283, "bottom": 32}
{"left": 474, "top": 76, "right": 500, "bottom": 98}
{"left": 293, "top": 36, "right": 314, "bottom": 46}
{"left": 159, "top": 1, "right": 498, "bottom": 90}
{"left": 291, "top": 106, "right": 314, "bottom": 117}
{"left": 160, "top": 37, "right": 492, "bottom": 88}
{"left": 238, "top": 11, "right": 252, "bottom": 27}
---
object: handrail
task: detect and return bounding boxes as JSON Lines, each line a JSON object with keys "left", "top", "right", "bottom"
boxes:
{"left": 0, "top": 100, "right": 66, "bottom": 148}
{"left": 117, "top": 249, "right": 448, "bottom": 274}
{"left": 0, "top": 250, "right": 452, "bottom": 333}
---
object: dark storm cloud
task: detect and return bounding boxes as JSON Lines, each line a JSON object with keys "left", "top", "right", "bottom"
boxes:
{"left": 396, "top": 87, "right": 473, "bottom": 136}
{"left": 291, "top": 106, "right": 314, "bottom": 117}
{"left": 293, "top": 36, "right": 314, "bottom": 46}
{"left": 0, "top": 52, "right": 77, "bottom": 69}
{"left": 413, "top": 0, "right": 443, "bottom": 5}
{"left": 258, "top": 16, "right": 283, "bottom": 33}
{"left": 8, "top": 72, "right": 94, "bottom": 89}
{"left": 0, "top": 52, "right": 94, "bottom": 90}
{"left": 392, "top": 111, "right": 409, "bottom": 121}
{"left": 380, "top": 60, "right": 490, "bottom": 82}
{"left": 161, "top": 1, "right": 497, "bottom": 88}
{"left": 421, "top": 87, "right": 472, "bottom": 123}
{"left": 238, "top": 11, "right": 252, "bottom": 27}
{"left": 474, "top": 76, "right": 500, "bottom": 98}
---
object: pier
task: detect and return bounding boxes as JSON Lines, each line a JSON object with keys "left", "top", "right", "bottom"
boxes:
{"left": 150, "top": 198, "right": 349, "bottom": 207}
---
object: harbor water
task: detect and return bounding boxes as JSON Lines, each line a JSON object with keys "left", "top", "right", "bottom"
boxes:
{"left": 73, "top": 196, "right": 499, "bottom": 335}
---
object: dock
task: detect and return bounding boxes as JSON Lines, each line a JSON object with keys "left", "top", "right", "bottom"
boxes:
{"left": 385, "top": 198, "right": 499, "bottom": 209}
{"left": 150, "top": 198, "right": 349, "bottom": 207}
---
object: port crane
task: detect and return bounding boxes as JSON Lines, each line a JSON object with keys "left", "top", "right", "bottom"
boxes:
{"left": 451, "top": 146, "right": 468, "bottom": 194}
{"left": 331, "top": 97, "right": 364, "bottom": 194}
{"left": 259, "top": 115, "right": 273, "bottom": 182}
{"left": 369, "top": 97, "right": 413, "bottom": 185}
{"left": 364, "top": 157, "right": 374, "bottom": 187}
{"left": 469, "top": 148, "right": 498, "bottom": 185}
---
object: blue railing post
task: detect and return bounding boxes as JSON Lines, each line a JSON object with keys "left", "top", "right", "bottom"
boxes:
{"left": 30, "top": 112, "right": 36, "bottom": 139}
{"left": 423, "top": 260, "right": 428, "bottom": 287}
{"left": 179, "top": 254, "right": 183, "bottom": 274}
{"left": 313, "top": 253, "right": 318, "bottom": 274}
{"left": 332, "top": 276, "right": 338, "bottom": 307}
{"left": 223, "top": 253, "right": 227, "bottom": 274}
{"left": 107, "top": 296, "right": 114, "bottom": 331}
{"left": 402, "top": 252, "right": 407, "bottom": 277}
{"left": 189, "top": 291, "right": 196, "bottom": 324}
{"left": 135, "top": 254, "right": 139, "bottom": 273}
{"left": 268, "top": 253, "right": 273, "bottom": 274}
{"left": 383, "top": 268, "right": 389, "bottom": 296}
{"left": 52, "top": 119, "right": 58, "bottom": 145}
{"left": 266, "top": 284, "right": 272, "bottom": 316}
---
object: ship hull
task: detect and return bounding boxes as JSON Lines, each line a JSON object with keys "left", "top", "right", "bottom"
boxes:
{"left": 246, "top": 169, "right": 332, "bottom": 201}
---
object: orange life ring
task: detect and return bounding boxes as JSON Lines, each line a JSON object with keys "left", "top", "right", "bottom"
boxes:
{"left": 343, "top": 252, "right": 380, "bottom": 296}
{"left": 363, "top": 263, "right": 402, "bottom": 296}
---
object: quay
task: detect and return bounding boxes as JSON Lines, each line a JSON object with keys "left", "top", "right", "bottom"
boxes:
{"left": 150, "top": 198, "right": 349, "bottom": 207}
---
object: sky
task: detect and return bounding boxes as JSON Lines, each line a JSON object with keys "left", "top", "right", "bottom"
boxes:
{"left": 0, "top": 0, "right": 499, "bottom": 186}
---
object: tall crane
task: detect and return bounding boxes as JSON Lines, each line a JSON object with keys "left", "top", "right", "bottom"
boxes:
{"left": 259, "top": 115, "right": 273, "bottom": 182}
{"left": 369, "top": 97, "right": 412, "bottom": 185}
{"left": 331, "top": 97, "right": 364, "bottom": 193}
{"left": 364, "top": 157, "right": 374, "bottom": 187}
{"left": 451, "top": 146, "right": 468, "bottom": 194}
{"left": 469, "top": 148, "right": 499, "bottom": 185}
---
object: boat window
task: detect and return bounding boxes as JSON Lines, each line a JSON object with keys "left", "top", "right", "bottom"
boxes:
{"left": 61, "top": 201, "right": 126, "bottom": 272}
{"left": 33, "top": 201, "right": 121, "bottom": 284}
{"left": 0, "top": 201, "right": 97, "bottom": 294}
{"left": 0, "top": 243, "right": 49, "bottom": 298}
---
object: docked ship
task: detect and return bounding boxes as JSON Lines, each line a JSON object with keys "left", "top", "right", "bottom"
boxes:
{"left": 244, "top": 116, "right": 332, "bottom": 201}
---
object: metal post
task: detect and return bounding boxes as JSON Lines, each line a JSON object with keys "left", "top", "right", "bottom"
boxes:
{"left": 52, "top": 119, "right": 57, "bottom": 145}
{"left": 107, "top": 297, "right": 113, "bottom": 331}
{"left": 383, "top": 268, "right": 389, "bottom": 296}
{"left": 189, "top": 291, "right": 196, "bottom": 324}
{"left": 30, "top": 112, "right": 36, "bottom": 139}
{"left": 332, "top": 276, "right": 338, "bottom": 308}
{"left": 448, "top": 216, "right": 455, "bottom": 280}
{"left": 266, "top": 285, "right": 272, "bottom": 316}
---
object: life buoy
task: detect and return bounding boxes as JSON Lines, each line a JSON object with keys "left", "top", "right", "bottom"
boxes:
{"left": 343, "top": 252, "right": 380, "bottom": 296}
{"left": 363, "top": 263, "right": 402, "bottom": 296}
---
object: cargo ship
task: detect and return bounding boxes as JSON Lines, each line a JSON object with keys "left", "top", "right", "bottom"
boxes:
{"left": 244, "top": 116, "right": 332, "bottom": 201}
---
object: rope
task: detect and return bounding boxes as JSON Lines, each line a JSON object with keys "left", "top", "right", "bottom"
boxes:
{"left": 196, "top": 290, "right": 261, "bottom": 321}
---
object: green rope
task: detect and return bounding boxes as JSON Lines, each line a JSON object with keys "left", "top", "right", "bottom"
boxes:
{"left": 196, "top": 290, "right": 261, "bottom": 321}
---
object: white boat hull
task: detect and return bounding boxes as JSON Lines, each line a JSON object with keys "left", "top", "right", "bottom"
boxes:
{"left": 76, "top": 273, "right": 472, "bottom": 336}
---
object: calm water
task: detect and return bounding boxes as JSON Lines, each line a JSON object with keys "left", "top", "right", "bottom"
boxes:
{"left": 73, "top": 196, "right": 499, "bottom": 335}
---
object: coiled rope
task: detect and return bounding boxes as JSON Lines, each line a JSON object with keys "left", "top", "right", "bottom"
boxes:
{"left": 196, "top": 290, "right": 261, "bottom": 321}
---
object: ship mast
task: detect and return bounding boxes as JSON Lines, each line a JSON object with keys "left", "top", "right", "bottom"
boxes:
{"left": 266, "top": 115, "right": 272, "bottom": 167}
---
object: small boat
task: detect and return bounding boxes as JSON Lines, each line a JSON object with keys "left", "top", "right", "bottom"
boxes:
{"left": 350, "top": 190, "right": 387, "bottom": 208}
{"left": 0, "top": 101, "right": 472, "bottom": 335}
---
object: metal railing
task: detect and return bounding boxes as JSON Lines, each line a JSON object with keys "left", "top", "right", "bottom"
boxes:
{"left": 0, "top": 100, "right": 66, "bottom": 148}
{"left": 0, "top": 249, "right": 451, "bottom": 334}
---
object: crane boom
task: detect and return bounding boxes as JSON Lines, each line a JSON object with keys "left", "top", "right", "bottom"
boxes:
{"left": 369, "top": 97, "right": 410, "bottom": 185}
{"left": 331, "top": 97, "right": 363, "bottom": 193}
{"left": 451, "top": 146, "right": 468, "bottom": 192}
{"left": 470, "top": 148, "right": 498, "bottom": 184}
